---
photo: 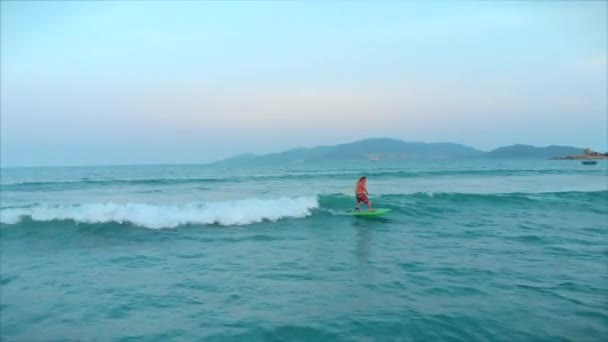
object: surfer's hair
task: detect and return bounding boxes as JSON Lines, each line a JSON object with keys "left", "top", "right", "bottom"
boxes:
{"left": 359, "top": 176, "right": 367, "bottom": 182}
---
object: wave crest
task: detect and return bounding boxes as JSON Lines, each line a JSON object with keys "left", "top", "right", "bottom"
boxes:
{"left": 0, "top": 197, "right": 318, "bottom": 229}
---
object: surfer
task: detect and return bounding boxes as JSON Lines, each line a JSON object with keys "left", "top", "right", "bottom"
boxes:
{"left": 355, "top": 176, "right": 374, "bottom": 212}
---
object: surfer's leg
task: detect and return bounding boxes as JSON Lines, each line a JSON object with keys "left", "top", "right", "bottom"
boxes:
{"left": 365, "top": 196, "right": 374, "bottom": 211}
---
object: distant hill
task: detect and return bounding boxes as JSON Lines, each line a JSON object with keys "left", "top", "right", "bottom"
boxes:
{"left": 212, "top": 139, "right": 586, "bottom": 165}
{"left": 214, "top": 138, "right": 483, "bottom": 165}
{"left": 485, "top": 144, "right": 584, "bottom": 159}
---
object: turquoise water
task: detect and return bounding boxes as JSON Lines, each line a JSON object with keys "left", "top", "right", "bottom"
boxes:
{"left": 1, "top": 160, "right": 607, "bottom": 341}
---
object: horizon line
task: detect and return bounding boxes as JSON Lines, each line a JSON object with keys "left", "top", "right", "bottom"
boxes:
{"left": 0, "top": 138, "right": 595, "bottom": 169}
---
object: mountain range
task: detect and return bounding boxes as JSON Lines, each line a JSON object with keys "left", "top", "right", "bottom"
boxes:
{"left": 212, "top": 138, "right": 585, "bottom": 165}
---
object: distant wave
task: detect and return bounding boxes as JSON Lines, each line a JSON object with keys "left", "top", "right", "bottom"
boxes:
{"left": 1, "top": 191, "right": 605, "bottom": 229}
{"left": 319, "top": 190, "right": 608, "bottom": 209}
{"left": 0, "top": 197, "right": 319, "bottom": 229}
{"left": 2, "top": 168, "right": 603, "bottom": 192}
{"left": 0, "top": 177, "right": 233, "bottom": 192}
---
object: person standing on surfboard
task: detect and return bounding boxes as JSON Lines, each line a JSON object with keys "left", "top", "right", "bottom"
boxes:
{"left": 355, "top": 176, "right": 374, "bottom": 212}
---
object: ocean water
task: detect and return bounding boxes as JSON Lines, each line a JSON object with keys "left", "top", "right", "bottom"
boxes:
{"left": 1, "top": 160, "right": 607, "bottom": 341}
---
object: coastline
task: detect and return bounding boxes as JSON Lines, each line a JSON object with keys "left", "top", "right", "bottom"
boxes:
{"left": 550, "top": 149, "right": 608, "bottom": 160}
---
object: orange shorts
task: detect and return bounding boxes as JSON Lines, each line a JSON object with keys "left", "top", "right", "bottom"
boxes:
{"left": 356, "top": 193, "right": 369, "bottom": 204}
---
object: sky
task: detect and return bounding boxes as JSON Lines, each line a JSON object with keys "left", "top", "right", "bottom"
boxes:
{"left": 1, "top": 1, "right": 607, "bottom": 167}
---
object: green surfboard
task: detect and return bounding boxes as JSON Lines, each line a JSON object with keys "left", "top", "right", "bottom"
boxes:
{"left": 352, "top": 208, "right": 391, "bottom": 217}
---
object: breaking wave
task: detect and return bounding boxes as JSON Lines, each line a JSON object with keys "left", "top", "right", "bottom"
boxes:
{"left": 1, "top": 191, "right": 605, "bottom": 229}
{"left": 0, "top": 197, "right": 319, "bottom": 229}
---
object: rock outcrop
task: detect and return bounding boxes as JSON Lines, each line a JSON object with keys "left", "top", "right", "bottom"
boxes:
{"left": 550, "top": 148, "right": 608, "bottom": 160}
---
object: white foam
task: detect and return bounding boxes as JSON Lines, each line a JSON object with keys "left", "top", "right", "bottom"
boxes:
{"left": 0, "top": 196, "right": 319, "bottom": 229}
